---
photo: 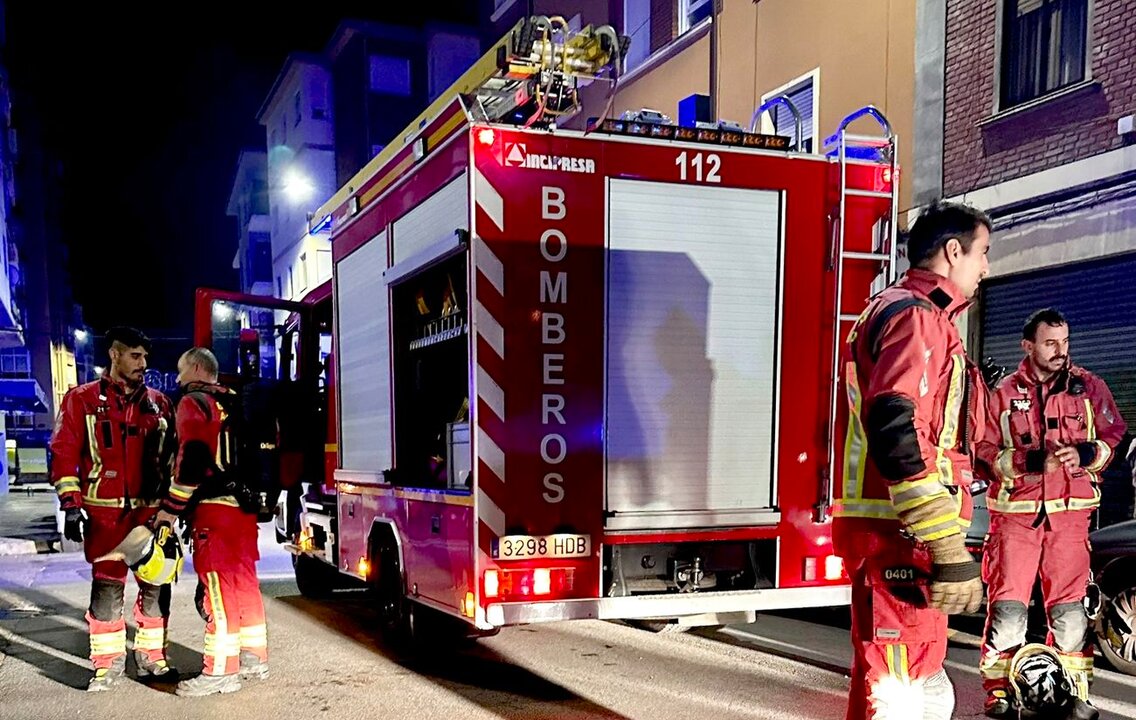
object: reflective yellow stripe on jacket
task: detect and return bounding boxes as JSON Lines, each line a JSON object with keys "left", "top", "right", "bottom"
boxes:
{"left": 836, "top": 352, "right": 968, "bottom": 537}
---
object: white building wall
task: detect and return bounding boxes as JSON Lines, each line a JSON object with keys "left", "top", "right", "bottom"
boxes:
{"left": 263, "top": 60, "right": 337, "bottom": 302}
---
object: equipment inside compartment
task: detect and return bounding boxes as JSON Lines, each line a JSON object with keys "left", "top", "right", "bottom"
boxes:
{"left": 390, "top": 253, "right": 471, "bottom": 490}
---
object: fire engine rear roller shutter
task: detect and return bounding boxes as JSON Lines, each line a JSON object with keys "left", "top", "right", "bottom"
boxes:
{"left": 605, "top": 179, "right": 783, "bottom": 530}
{"left": 336, "top": 231, "right": 393, "bottom": 472}
{"left": 392, "top": 172, "right": 468, "bottom": 265}
{"left": 981, "top": 252, "right": 1136, "bottom": 429}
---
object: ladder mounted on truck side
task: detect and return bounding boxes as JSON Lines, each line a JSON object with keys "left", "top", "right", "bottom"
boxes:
{"left": 818, "top": 105, "right": 900, "bottom": 522}
{"left": 310, "top": 17, "right": 627, "bottom": 224}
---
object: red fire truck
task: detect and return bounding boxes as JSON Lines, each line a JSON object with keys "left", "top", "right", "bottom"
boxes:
{"left": 195, "top": 16, "right": 897, "bottom": 638}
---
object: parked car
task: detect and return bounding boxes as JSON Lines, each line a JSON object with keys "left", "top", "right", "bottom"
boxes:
{"left": 1090, "top": 518, "right": 1136, "bottom": 676}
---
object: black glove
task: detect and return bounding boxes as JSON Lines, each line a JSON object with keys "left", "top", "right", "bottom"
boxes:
{"left": 63, "top": 507, "right": 87, "bottom": 543}
{"left": 980, "top": 356, "right": 1007, "bottom": 390}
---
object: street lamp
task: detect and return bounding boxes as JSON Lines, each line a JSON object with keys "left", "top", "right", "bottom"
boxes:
{"left": 94, "top": 365, "right": 105, "bottom": 377}
{"left": 281, "top": 168, "right": 315, "bottom": 204}
{"left": 213, "top": 302, "right": 233, "bottom": 321}
{"left": 74, "top": 329, "right": 88, "bottom": 343}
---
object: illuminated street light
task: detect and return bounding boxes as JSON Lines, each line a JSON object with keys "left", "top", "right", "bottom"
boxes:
{"left": 94, "top": 365, "right": 105, "bottom": 377}
{"left": 281, "top": 168, "right": 315, "bottom": 204}
{"left": 74, "top": 329, "right": 89, "bottom": 343}
{"left": 213, "top": 302, "right": 233, "bottom": 321}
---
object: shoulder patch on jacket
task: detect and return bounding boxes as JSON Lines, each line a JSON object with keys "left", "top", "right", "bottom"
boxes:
{"left": 866, "top": 296, "right": 934, "bottom": 361}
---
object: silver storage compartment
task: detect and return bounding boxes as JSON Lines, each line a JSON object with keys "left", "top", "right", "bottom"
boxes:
{"left": 447, "top": 421, "right": 471, "bottom": 489}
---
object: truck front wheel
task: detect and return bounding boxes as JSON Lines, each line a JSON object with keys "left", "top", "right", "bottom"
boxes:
{"left": 293, "top": 553, "right": 339, "bottom": 599}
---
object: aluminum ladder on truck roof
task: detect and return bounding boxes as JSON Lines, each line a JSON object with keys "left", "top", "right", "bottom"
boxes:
{"left": 819, "top": 105, "right": 899, "bottom": 522}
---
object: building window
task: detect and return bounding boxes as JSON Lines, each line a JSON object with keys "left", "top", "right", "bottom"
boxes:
{"left": 277, "top": 275, "right": 283, "bottom": 298}
{"left": 1000, "top": 0, "right": 1089, "bottom": 109}
{"left": 762, "top": 73, "right": 817, "bottom": 153}
{"left": 287, "top": 265, "right": 294, "bottom": 300}
{"left": 678, "top": 0, "right": 714, "bottom": 35}
{"left": 0, "top": 348, "right": 29, "bottom": 378}
{"left": 298, "top": 252, "right": 308, "bottom": 292}
{"left": 293, "top": 92, "right": 302, "bottom": 127}
{"left": 369, "top": 55, "right": 412, "bottom": 96}
{"left": 316, "top": 249, "right": 332, "bottom": 282}
{"left": 623, "top": 0, "right": 652, "bottom": 71}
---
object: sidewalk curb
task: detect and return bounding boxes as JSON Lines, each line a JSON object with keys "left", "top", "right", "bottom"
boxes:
{"left": 0, "top": 536, "right": 58, "bottom": 556}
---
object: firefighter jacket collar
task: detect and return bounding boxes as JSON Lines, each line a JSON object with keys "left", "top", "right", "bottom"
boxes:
{"left": 898, "top": 268, "right": 971, "bottom": 320}
{"left": 1011, "top": 357, "right": 1082, "bottom": 391}
{"left": 100, "top": 371, "right": 148, "bottom": 404}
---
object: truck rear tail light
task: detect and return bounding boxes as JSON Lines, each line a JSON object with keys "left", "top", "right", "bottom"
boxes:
{"left": 824, "top": 554, "right": 846, "bottom": 581}
{"left": 533, "top": 568, "right": 551, "bottom": 596}
{"left": 482, "top": 567, "right": 575, "bottom": 602}
{"left": 804, "top": 554, "right": 847, "bottom": 582}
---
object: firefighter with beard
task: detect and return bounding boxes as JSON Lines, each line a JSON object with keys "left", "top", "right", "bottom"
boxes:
{"left": 49, "top": 327, "right": 177, "bottom": 691}
{"left": 977, "top": 309, "right": 1126, "bottom": 719}
{"left": 836, "top": 201, "right": 992, "bottom": 720}
{"left": 153, "top": 347, "right": 268, "bottom": 697}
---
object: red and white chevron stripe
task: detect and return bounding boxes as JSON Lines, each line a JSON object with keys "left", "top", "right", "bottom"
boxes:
{"left": 473, "top": 167, "right": 507, "bottom": 551}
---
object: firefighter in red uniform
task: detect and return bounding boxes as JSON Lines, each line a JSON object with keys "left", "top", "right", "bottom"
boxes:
{"left": 977, "top": 309, "right": 1126, "bottom": 719}
{"left": 49, "top": 326, "right": 176, "bottom": 691}
{"left": 154, "top": 347, "right": 268, "bottom": 697}
{"left": 836, "top": 201, "right": 992, "bottom": 720}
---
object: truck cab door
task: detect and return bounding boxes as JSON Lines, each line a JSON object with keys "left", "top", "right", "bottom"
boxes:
{"left": 193, "top": 288, "right": 323, "bottom": 510}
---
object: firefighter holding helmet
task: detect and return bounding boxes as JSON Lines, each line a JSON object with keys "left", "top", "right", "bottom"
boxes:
{"left": 49, "top": 326, "right": 177, "bottom": 691}
{"left": 977, "top": 309, "right": 1126, "bottom": 719}
{"left": 835, "top": 201, "right": 993, "bottom": 720}
{"left": 153, "top": 347, "right": 269, "bottom": 697}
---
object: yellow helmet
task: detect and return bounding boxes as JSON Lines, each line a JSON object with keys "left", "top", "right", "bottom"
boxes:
{"left": 95, "top": 525, "right": 184, "bottom": 586}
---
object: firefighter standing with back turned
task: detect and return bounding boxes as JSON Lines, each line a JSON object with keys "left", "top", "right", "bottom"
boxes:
{"left": 153, "top": 347, "right": 269, "bottom": 697}
{"left": 977, "top": 309, "right": 1126, "bottom": 720}
{"left": 49, "top": 326, "right": 177, "bottom": 691}
{"left": 835, "top": 201, "right": 992, "bottom": 720}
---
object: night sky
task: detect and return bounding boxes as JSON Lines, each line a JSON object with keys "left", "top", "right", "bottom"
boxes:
{"left": 7, "top": 2, "right": 479, "bottom": 361}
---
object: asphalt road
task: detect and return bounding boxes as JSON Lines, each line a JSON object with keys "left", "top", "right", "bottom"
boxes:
{"left": 2, "top": 541, "right": 1134, "bottom": 719}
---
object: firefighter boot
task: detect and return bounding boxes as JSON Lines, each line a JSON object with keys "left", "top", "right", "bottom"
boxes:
{"left": 133, "top": 650, "right": 177, "bottom": 680}
{"left": 87, "top": 655, "right": 126, "bottom": 693}
{"left": 238, "top": 650, "right": 269, "bottom": 680}
{"left": 175, "top": 673, "right": 241, "bottom": 697}
{"left": 1068, "top": 698, "right": 1100, "bottom": 720}
{"left": 983, "top": 689, "right": 1013, "bottom": 719}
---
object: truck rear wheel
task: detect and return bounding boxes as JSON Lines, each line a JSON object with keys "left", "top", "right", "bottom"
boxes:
{"left": 368, "top": 534, "right": 416, "bottom": 646}
{"left": 629, "top": 620, "right": 693, "bottom": 634}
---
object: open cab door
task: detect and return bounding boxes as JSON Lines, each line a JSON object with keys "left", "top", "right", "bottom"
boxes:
{"left": 193, "top": 288, "right": 329, "bottom": 544}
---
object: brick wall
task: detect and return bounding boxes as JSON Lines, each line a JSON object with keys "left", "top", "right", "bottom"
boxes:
{"left": 943, "top": 0, "right": 1136, "bottom": 197}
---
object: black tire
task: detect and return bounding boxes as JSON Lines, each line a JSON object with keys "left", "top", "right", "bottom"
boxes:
{"left": 368, "top": 534, "right": 415, "bottom": 646}
{"left": 1096, "top": 586, "right": 1136, "bottom": 676}
{"left": 629, "top": 619, "right": 693, "bottom": 634}
{"left": 292, "top": 553, "right": 339, "bottom": 599}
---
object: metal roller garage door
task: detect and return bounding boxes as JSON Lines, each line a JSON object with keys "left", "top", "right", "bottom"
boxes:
{"left": 980, "top": 252, "right": 1136, "bottom": 428}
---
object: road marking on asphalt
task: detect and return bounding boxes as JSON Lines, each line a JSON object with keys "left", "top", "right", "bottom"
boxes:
{"left": 0, "top": 626, "right": 88, "bottom": 668}
{"left": 0, "top": 590, "right": 43, "bottom": 613}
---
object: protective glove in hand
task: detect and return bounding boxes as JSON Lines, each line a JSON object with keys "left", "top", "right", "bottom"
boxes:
{"left": 926, "top": 535, "right": 983, "bottom": 615}
{"left": 63, "top": 507, "right": 87, "bottom": 544}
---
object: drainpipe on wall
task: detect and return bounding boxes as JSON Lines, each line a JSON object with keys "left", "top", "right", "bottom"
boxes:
{"left": 709, "top": 0, "right": 721, "bottom": 120}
